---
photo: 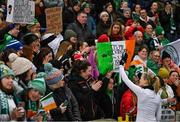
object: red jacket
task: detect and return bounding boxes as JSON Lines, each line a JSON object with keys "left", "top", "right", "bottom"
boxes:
{"left": 120, "top": 89, "right": 137, "bottom": 119}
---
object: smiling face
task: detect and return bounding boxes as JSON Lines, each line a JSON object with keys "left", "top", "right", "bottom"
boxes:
{"left": 80, "top": 66, "right": 92, "bottom": 80}
{"left": 112, "top": 24, "right": 121, "bottom": 35}
{"left": 1, "top": 76, "right": 14, "bottom": 90}
{"left": 145, "top": 24, "right": 153, "bottom": 35}
{"left": 28, "top": 89, "right": 42, "bottom": 101}
{"left": 138, "top": 48, "right": 148, "bottom": 61}
{"left": 169, "top": 71, "right": 179, "bottom": 83}
{"left": 152, "top": 51, "right": 160, "bottom": 63}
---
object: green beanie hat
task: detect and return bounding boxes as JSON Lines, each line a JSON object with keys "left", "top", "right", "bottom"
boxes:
{"left": 27, "top": 18, "right": 39, "bottom": 29}
{"left": 0, "top": 64, "right": 14, "bottom": 79}
{"left": 28, "top": 78, "right": 46, "bottom": 96}
{"left": 158, "top": 67, "right": 169, "bottom": 79}
{"left": 155, "top": 26, "right": 165, "bottom": 36}
{"left": 64, "top": 29, "right": 77, "bottom": 40}
{"left": 81, "top": 2, "right": 91, "bottom": 10}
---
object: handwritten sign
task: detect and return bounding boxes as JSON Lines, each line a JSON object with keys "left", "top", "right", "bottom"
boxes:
{"left": 111, "top": 41, "right": 126, "bottom": 72}
{"left": 45, "top": 7, "right": 62, "bottom": 35}
{"left": 6, "top": 0, "right": 35, "bottom": 24}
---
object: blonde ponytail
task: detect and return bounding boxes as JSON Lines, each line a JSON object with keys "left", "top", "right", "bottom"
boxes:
{"left": 152, "top": 77, "right": 161, "bottom": 93}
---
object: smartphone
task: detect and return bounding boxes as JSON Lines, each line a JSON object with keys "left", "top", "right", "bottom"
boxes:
{"left": 63, "top": 100, "right": 68, "bottom": 107}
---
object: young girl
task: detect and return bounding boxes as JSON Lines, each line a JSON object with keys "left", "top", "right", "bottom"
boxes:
{"left": 96, "top": 11, "right": 111, "bottom": 38}
{"left": 0, "top": 64, "right": 25, "bottom": 121}
{"left": 108, "top": 21, "right": 124, "bottom": 42}
{"left": 19, "top": 77, "right": 46, "bottom": 121}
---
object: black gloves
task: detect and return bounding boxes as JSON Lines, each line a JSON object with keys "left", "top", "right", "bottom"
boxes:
{"left": 119, "top": 50, "right": 128, "bottom": 65}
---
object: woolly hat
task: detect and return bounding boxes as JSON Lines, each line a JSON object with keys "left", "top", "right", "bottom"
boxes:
{"left": 28, "top": 78, "right": 46, "bottom": 96}
{"left": 27, "top": 18, "right": 39, "bottom": 29}
{"left": 64, "top": 30, "right": 77, "bottom": 40}
{"left": 44, "top": 63, "right": 64, "bottom": 85}
{"left": 99, "top": 11, "right": 109, "bottom": 19}
{"left": 73, "top": 53, "right": 84, "bottom": 60}
{"left": 125, "top": 19, "right": 134, "bottom": 26}
{"left": 8, "top": 53, "right": 33, "bottom": 76}
{"left": 23, "top": 33, "right": 39, "bottom": 45}
{"left": 155, "top": 26, "right": 165, "bottom": 36}
{"left": 162, "top": 51, "right": 171, "bottom": 60}
{"left": 97, "top": 34, "right": 109, "bottom": 43}
{"left": 0, "top": 64, "right": 14, "bottom": 79}
{"left": 5, "top": 39, "right": 23, "bottom": 51}
{"left": 81, "top": 2, "right": 91, "bottom": 10}
{"left": 158, "top": 67, "right": 169, "bottom": 79}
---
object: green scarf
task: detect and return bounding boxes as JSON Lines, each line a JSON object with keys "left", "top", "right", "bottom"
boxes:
{"left": 161, "top": 86, "right": 168, "bottom": 99}
{"left": 0, "top": 90, "right": 9, "bottom": 114}
{"left": 28, "top": 100, "right": 38, "bottom": 112}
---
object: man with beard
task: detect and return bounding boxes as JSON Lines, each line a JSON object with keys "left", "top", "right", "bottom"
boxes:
{"left": 0, "top": 63, "right": 25, "bottom": 121}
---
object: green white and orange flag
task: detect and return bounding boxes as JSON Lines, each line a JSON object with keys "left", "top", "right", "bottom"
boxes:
{"left": 40, "top": 92, "right": 57, "bottom": 112}
{"left": 97, "top": 39, "right": 135, "bottom": 74}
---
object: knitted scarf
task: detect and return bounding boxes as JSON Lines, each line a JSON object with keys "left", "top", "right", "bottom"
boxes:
{"left": 0, "top": 90, "right": 9, "bottom": 114}
{"left": 110, "top": 34, "right": 123, "bottom": 41}
{"left": 27, "top": 100, "right": 38, "bottom": 119}
{"left": 161, "top": 86, "right": 168, "bottom": 99}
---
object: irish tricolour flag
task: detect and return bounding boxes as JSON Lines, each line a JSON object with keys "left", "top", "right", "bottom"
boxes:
{"left": 97, "top": 39, "right": 135, "bottom": 74}
{"left": 40, "top": 92, "right": 57, "bottom": 112}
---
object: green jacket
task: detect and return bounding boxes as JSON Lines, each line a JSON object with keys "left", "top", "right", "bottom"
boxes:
{"left": 147, "top": 58, "right": 159, "bottom": 75}
{"left": 160, "top": 38, "right": 169, "bottom": 46}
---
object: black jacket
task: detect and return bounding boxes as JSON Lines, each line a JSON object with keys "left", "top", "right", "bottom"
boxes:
{"left": 50, "top": 86, "right": 81, "bottom": 121}
{"left": 96, "top": 20, "right": 111, "bottom": 38}
{"left": 67, "top": 21, "right": 95, "bottom": 46}
{"left": 67, "top": 74, "right": 104, "bottom": 120}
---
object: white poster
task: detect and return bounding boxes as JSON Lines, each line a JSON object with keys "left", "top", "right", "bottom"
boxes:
{"left": 111, "top": 41, "right": 126, "bottom": 72}
{"left": 6, "top": 0, "right": 35, "bottom": 24}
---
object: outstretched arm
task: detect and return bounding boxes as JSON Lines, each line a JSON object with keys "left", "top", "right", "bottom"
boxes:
{"left": 119, "top": 65, "right": 143, "bottom": 96}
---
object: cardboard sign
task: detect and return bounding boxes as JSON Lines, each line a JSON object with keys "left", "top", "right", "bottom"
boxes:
{"left": 6, "top": 0, "right": 35, "bottom": 24}
{"left": 45, "top": 7, "right": 62, "bottom": 35}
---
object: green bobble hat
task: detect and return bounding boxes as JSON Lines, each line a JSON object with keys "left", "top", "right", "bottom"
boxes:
{"left": 155, "top": 26, "right": 165, "bottom": 36}
{"left": 0, "top": 64, "right": 14, "bottom": 79}
{"left": 81, "top": 2, "right": 91, "bottom": 10}
{"left": 27, "top": 18, "right": 39, "bottom": 29}
{"left": 64, "top": 29, "right": 77, "bottom": 40}
{"left": 28, "top": 78, "right": 46, "bottom": 96}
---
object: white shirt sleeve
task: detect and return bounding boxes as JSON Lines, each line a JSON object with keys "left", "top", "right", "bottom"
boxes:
{"left": 119, "top": 65, "right": 143, "bottom": 96}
